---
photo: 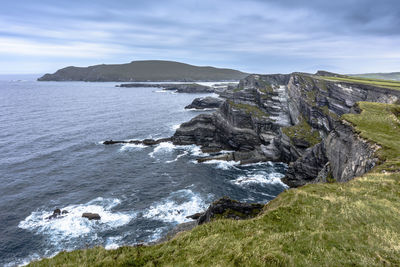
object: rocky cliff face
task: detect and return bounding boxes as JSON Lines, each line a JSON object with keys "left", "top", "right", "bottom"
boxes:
{"left": 173, "top": 71, "right": 400, "bottom": 187}
{"left": 172, "top": 74, "right": 291, "bottom": 163}
{"left": 281, "top": 73, "right": 399, "bottom": 186}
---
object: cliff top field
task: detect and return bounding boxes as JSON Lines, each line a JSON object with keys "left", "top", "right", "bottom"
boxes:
{"left": 317, "top": 75, "right": 400, "bottom": 91}
{"left": 29, "top": 100, "right": 400, "bottom": 266}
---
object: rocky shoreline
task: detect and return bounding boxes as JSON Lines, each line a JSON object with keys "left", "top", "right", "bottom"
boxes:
{"left": 117, "top": 83, "right": 215, "bottom": 93}
{"left": 107, "top": 71, "right": 400, "bottom": 186}
{"left": 103, "top": 70, "right": 400, "bottom": 243}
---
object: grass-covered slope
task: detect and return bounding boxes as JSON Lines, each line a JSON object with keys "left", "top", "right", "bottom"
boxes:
{"left": 30, "top": 102, "right": 400, "bottom": 266}
{"left": 351, "top": 72, "right": 400, "bottom": 81}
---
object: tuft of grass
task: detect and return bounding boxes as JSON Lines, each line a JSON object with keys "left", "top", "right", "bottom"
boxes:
{"left": 321, "top": 105, "right": 339, "bottom": 120}
{"left": 228, "top": 100, "right": 269, "bottom": 119}
{"left": 317, "top": 75, "right": 400, "bottom": 91}
{"left": 281, "top": 117, "right": 321, "bottom": 147}
{"left": 30, "top": 102, "right": 400, "bottom": 266}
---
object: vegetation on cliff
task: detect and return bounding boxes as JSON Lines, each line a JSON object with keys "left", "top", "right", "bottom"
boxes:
{"left": 281, "top": 116, "right": 321, "bottom": 147}
{"left": 318, "top": 75, "right": 400, "bottom": 91}
{"left": 30, "top": 101, "right": 400, "bottom": 266}
{"left": 227, "top": 100, "right": 269, "bottom": 119}
{"left": 343, "top": 102, "right": 400, "bottom": 172}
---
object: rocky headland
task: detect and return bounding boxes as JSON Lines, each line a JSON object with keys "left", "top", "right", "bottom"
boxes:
{"left": 37, "top": 60, "right": 248, "bottom": 82}
{"left": 171, "top": 71, "right": 400, "bottom": 187}
{"left": 104, "top": 70, "right": 400, "bottom": 187}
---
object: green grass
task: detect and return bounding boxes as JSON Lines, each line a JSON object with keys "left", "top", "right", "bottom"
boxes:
{"left": 30, "top": 102, "right": 400, "bottom": 266}
{"left": 228, "top": 100, "right": 269, "bottom": 119}
{"left": 281, "top": 117, "right": 321, "bottom": 147}
{"left": 318, "top": 75, "right": 400, "bottom": 91}
{"left": 351, "top": 72, "right": 400, "bottom": 81}
{"left": 342, "top": 102, "right": 400, "bottom": 172}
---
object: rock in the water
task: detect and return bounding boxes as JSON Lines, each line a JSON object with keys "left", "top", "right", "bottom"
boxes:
{"left": 82, "top": 213, "right": 101, "bottom": 220}
{"left": 197, "top": 197, "right": 264, "bottom": 225}
{"left": 62, "top": 210, "right": 68, "bottom": 214}
{"left": 185, "top": 97, "right": 224, "bottom": 109}
{"left": 186, "top": 212, "right": 204, "bottom": 220}
{"left": 46, "top": 208, "right": 62, "bottom": 220}
{"left": 103, "top": 137, "right": 171, "bottom": 146}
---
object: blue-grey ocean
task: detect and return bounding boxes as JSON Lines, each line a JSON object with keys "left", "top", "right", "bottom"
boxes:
{"left": 0, "top": 76, "right": 287, "bottom": 266}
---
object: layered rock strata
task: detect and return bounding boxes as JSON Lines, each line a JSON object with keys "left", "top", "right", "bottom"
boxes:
{"left": 173, "top": 72, "right": 400, "bottom": 186}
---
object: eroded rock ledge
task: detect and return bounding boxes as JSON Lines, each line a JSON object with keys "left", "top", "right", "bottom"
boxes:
{"left": 185, "top": 96, "right": 224, "bottom": 109}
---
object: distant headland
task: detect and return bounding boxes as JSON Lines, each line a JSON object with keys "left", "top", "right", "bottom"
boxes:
{"left": 37, "top": 60, "right": 248, "bottom": 82}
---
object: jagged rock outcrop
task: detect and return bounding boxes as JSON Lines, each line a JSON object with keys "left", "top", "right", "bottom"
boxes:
{"left": 155, "top": 197, "right": 264, "bottom": 244}
{"left": 172, "top": 74, "right": 291, "bottom": 163}
{"left": 282, "top": 72, "right": 400, "bottom": 186}
{"left": 185, "top": 97, "right": 224, "bottom": 109}
{"left": 173, "top": 71, "right": 400, "bottom": 187}
{"left": 197, "top": 197, "right": 263, "bottom": 224}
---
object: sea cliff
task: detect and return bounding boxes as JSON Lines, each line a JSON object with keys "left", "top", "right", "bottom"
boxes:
{"left": 173, "top": 72, "right": 400, "bottom": 187}
{"left": 30, "top": 72, "right": 400, "bottom": 266}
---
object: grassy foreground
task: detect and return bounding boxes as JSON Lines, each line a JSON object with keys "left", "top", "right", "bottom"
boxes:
{"left": 30, "top": 102, "right": 400, "bottom": 266}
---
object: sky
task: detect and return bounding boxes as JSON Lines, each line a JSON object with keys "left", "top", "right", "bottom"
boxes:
{"left": 0, "top": 0, "right": 399, "bottom": 74}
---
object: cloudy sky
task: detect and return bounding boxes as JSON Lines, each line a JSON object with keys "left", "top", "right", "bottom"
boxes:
{"left": 1, "top": 0, "right": 399, "bottom": 74}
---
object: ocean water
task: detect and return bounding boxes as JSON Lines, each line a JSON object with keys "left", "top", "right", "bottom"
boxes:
{"left": 0, "top": 77, "right": 287, "bottom": 266}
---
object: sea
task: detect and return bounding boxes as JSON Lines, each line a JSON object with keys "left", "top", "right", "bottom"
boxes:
{"left": 0, "top": 75, "right": 288, "bottom": 266}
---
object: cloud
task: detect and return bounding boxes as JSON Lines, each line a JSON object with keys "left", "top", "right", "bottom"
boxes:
{"left": 0, "top": 0, "right": 400, "bottom": 74}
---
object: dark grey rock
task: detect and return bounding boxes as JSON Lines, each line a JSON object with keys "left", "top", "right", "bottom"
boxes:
{"left": 103, "top": 137, "right": 172, "bottom": 145}
{"left": 82, "top": 213, "right": 101, "bottom": 220}
{"left": 197, "top": 197, "right": 264, "bottom": 225}
{"left": 185, "top": 97, "right": 224, "bottom": 109}
{"left": 46, "top": 208, "right": 62, "bottom": 220}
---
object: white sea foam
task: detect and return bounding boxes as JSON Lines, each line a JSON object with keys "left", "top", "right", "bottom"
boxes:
{"left": 232, "top": 172, "right": 287, "bottom": 187}
{"left": 165, "top": 151, "right": 188, "bottom": 163}
{"left": 143, "top": 189, "right": 206, "bottom": 224}
{"left": 149, "top": 142, "right": 176, "bottom": 158}
{"left": 18, "top": 197, "right": 135, "bottom": 245}
{"left": 241, "top": 161, "right": 274, "bottom": 167}
{"left": 105, "top": 236, "right": 124, "bottom": 250}
{"left": 171, "top": 123, "right": 181, "bottom": 130}
{"left": 119, "top": 143, "right": 147, "bottom": 151}
{"left": 187, "top": 144, "right": 209, "bottom": 157}
{"left": 202, "top": 160, "right": 240, "bottom": 170}
{"left": 146, "top": 227, "right": 167, "bottom": 243}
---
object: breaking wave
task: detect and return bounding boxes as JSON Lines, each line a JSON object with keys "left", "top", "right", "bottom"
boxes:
{"left": 18, "top": 197, "right": 135, "bottom": 245}
{"left": 143, "top": 189, "right": 207, "bottom": 224}
{"left": 232, "top": 172, "right": 287, "bottom": 187}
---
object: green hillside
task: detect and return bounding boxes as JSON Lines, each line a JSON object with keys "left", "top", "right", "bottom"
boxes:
{"left": 37, "top": 60, "right": 249, "bottom": 82}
